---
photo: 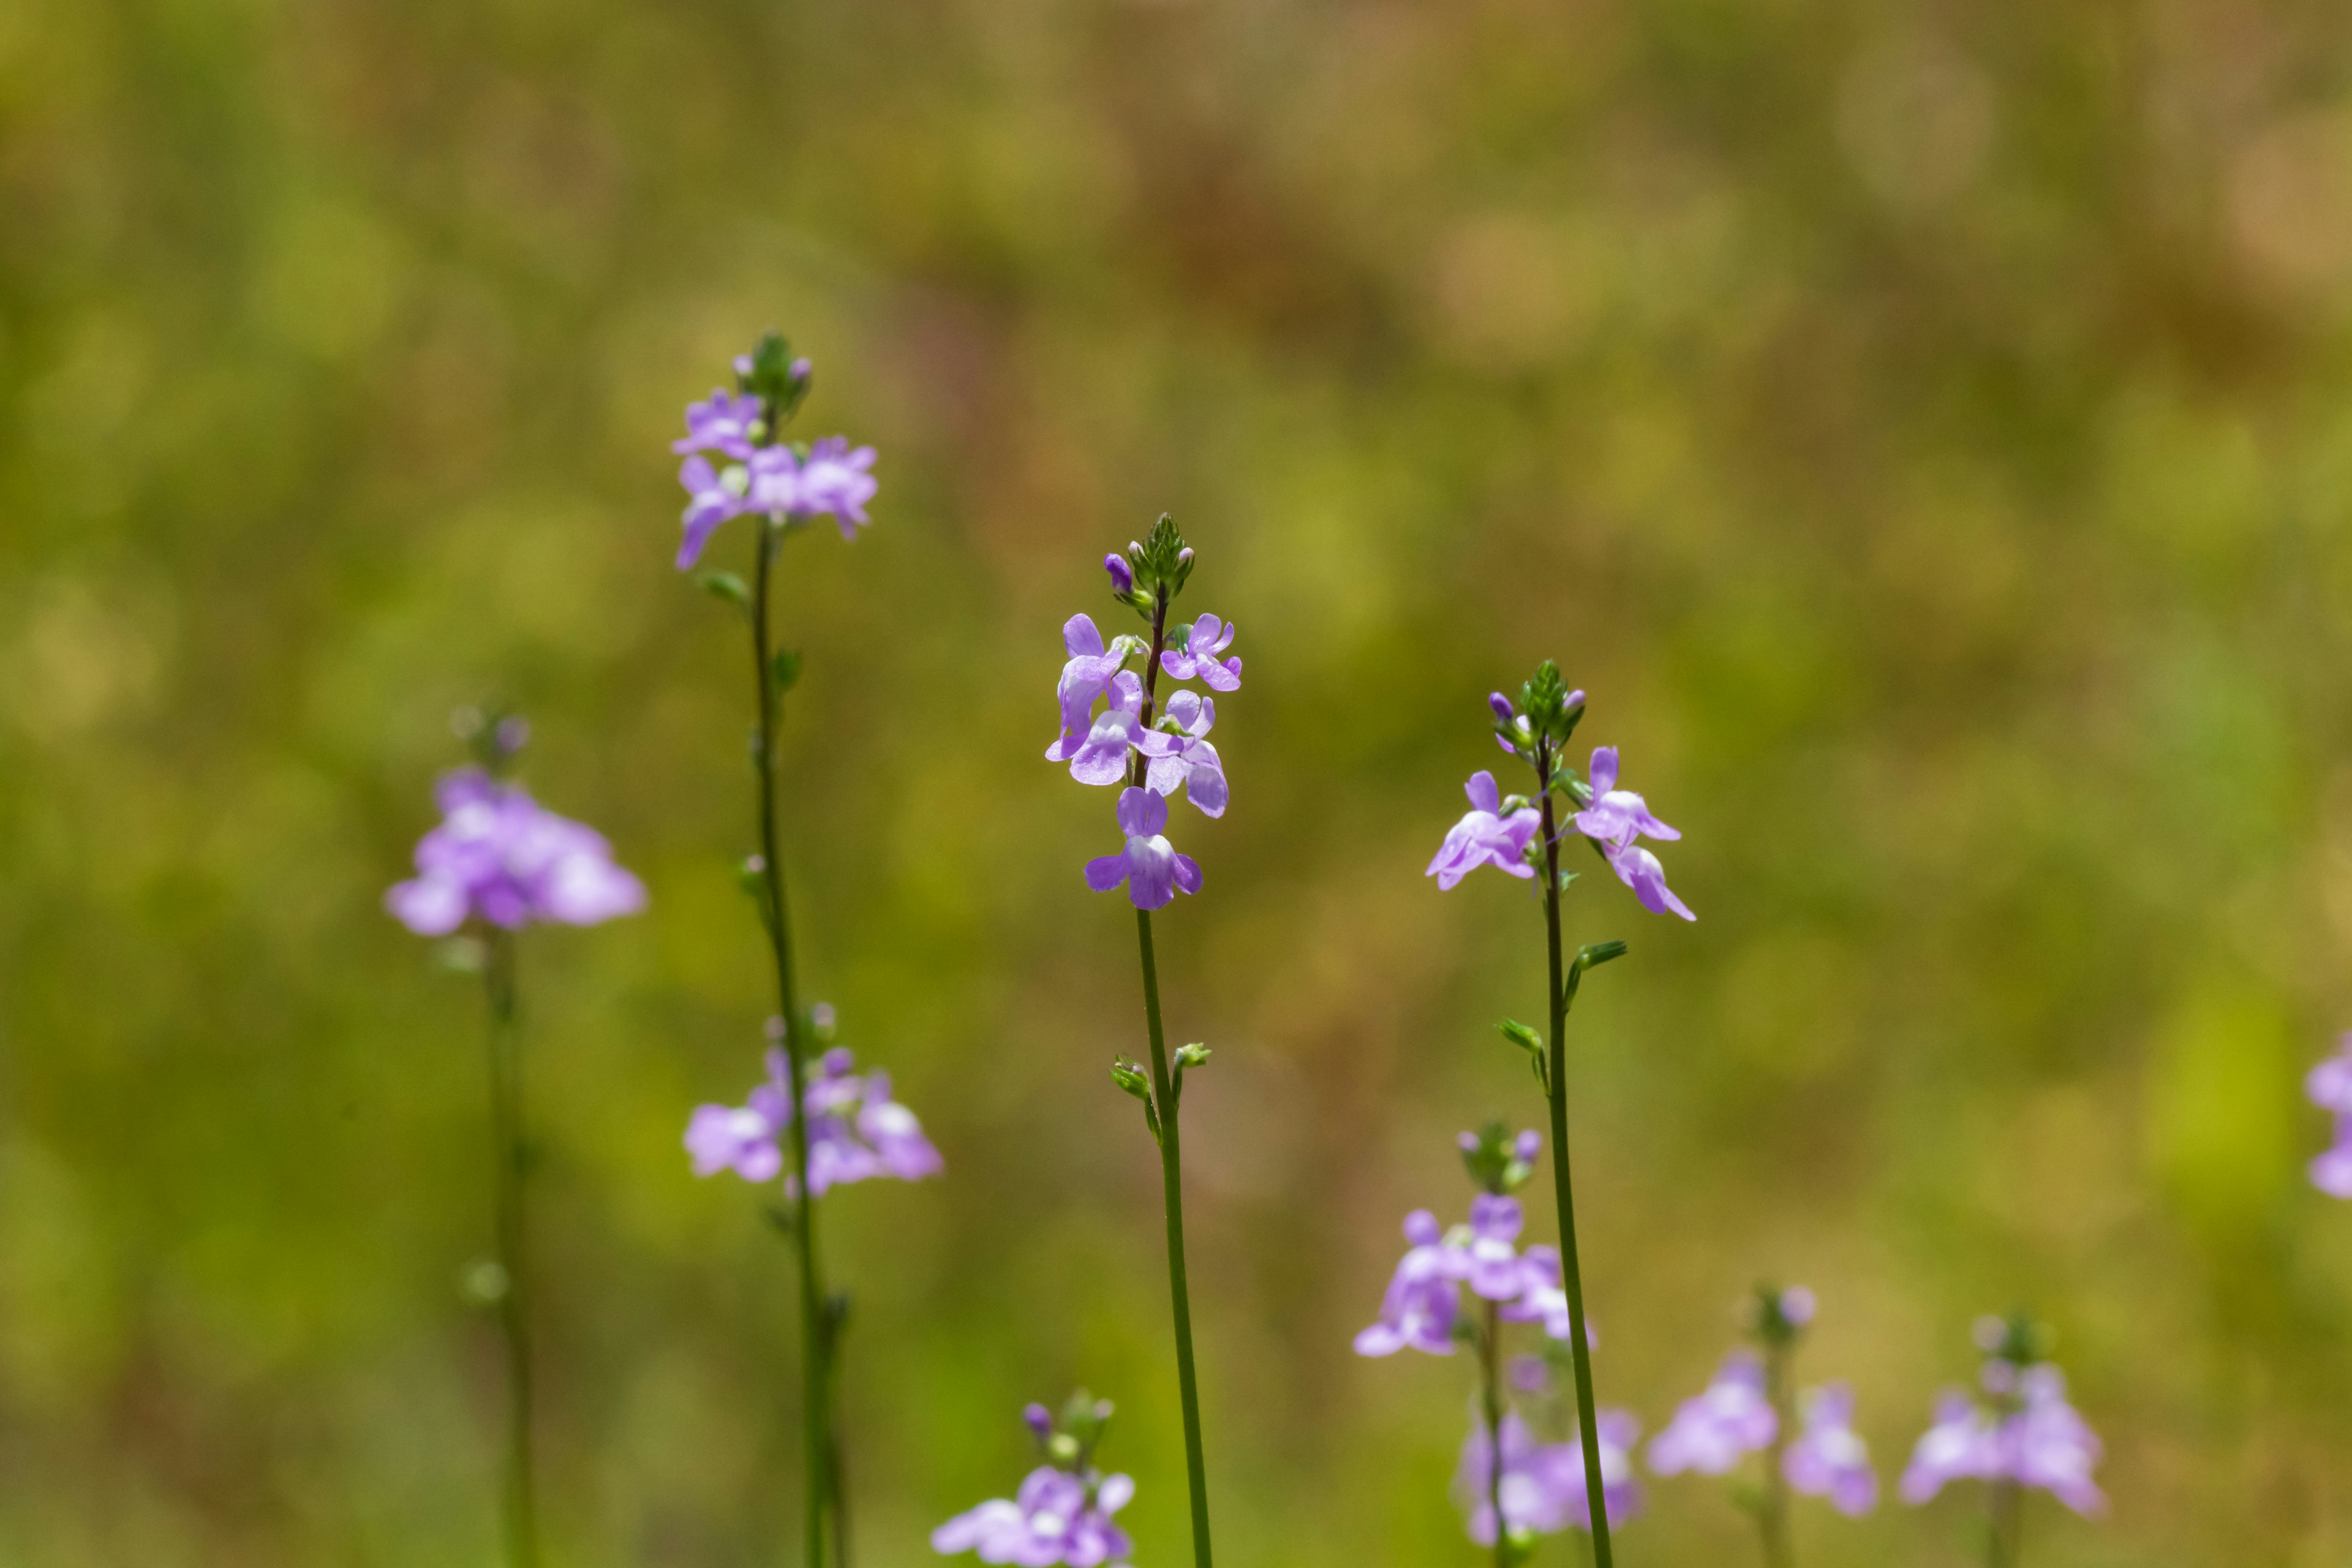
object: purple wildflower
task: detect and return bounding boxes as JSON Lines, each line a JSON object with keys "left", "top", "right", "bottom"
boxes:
{"left": 932, "top": 1466, "right": 1136, "bottom": 1567}
{"left": 677, "top": 454, "right": 750, "bottom": 570}
{"left": 685, "top": 1041, "right": 941, "bottom": 1196}
{"left": 1784, "top": 1382, "right": 1878, "bottom": 1517}
{"left": 1554, "top": 1410, "right": 1646, "bottom": 1533}
{"left": 1777, "top": 1285, "right": 1817, "bottom": 1327}
{"left": 1464, "top": 1194, "right": 1538, "bottom": 1301}
{"left": 1105, "top": 554, "right": 1134, "bottom": 594}
{"left": 1084, "top": 787, "right": 1202, "bottom": 911}
{"left": 1139, "top": 689, "right": 1229, "bottom": 817}
{"left": 793, "top": 436, "right": 880, "bottom": 538}
{"left": 1901, "top": 1364, "right": 2103, "bottom": 1517}
{"left": 1052, "top": 671, "right": 1148, "bottom": 786}
{"left": 2309, "top": 1035, "right": 2352, "bottom": 1197}
{"left": 1572, "top": 746, "right": 1693, "bottom": 921}
{"left": 1461, "top": 1409, "right": 1643, "bottom": 1543}
{"left": 1048, "top": 615, "right": 1136, "bottom": 761}
{"left": 1354, "top": 1210, "right": 1461, "bottom": 1357}
{"left": 673, "top": 389, "right": 765, "bottom": 460}
{"left": 386, "top": 769, "right": 646, "bottom": 935}
{"left": 1648, "top": 1351, "right": 1777, "bottom": 1476}
{"left": 1159, "top": 614, "right": 1242, "bottom": 690}
{"left": 1427, "top": 771, "right": 1541, "bottom": 890}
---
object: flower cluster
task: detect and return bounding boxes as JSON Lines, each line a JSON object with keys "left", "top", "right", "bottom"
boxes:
{"left": 1648, "top": 1351, "right": 1777, "bottom": 1476}
{"left": 385, "top": 766, "right": 646, "bottom": 935}
{"left": 1050, "top": 520, "right": 1237, "bottom": 910}
{"left": 1458, "top": 1406, "right": 1643, "bottom": 1544}
{"left": 671, "top": 337, "right": 877, "bottom": 569}
{"left": 1901, "top": 1317, "right": 2104, "bottom": 1518}
{"left": 933, "top": 1394, "right": 1136, "bottom": 1567}
{"left": 686, "top": 1011, "right": 941, "bottom": 1197}
{"left": 1434, "top": 682, "right": 1693, "bottom": 921}
{"left": 1354, "top": 1133, "right": 1581, "bottom": 1357}
{"left": 2308, "top": 1033, "right": 2352, "bottom": 1197}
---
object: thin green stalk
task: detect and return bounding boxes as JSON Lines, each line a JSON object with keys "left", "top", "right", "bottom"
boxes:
{"left": 750, "top": 518, "right": 832, "bottom": 1568}
{"left": 482, "top": 929, "right": 539, "bottom": 1568}
{"left": 1534, "top": 742, "right": 1615, "bottom": 1568}
{"left": 1758, "top": 1336, "right": 1793, "bottom": 1568}
{"left": 1988, "top": 1478, "right": 2021, "bottom": 1568}
{"left": 1127, "top": 588, "right": 1213, "bottom": 1568}
{"left": 1479, "top": 1297, "right": 1506, "bottom": 1568}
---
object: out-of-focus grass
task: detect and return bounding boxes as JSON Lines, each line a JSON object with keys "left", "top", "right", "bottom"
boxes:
{"left": 5, "top": 0, "right": 2352, "bottom": 1563}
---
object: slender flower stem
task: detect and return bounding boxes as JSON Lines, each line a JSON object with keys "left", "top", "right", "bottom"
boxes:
{"left": 1479, "top": 1298, "right": 1507, "bottom": 1568}
{"left": 1988, "top": 1479, "right": 2021, "bottom": 1568}
{"left": 1758, "top": 1336, "right": 1793, "bottom": 1568}
{"left": 1128, "top": 589, "right": 1215, "bottom": 1568}
{"left": 482, "top": 928, "right": 539, "bottom": 1568}
{"left": 750, "top": 516, "right": 833, "bottom": 1568}
{"left": 1534, "top": 739, "right": 1615, "bottom": 1568}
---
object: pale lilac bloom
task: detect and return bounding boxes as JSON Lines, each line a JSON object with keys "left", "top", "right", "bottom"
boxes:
{"left": 1427, "top": 771, "right": 1541, "bottom": 889}
{"left": 2314, "top": 1119, "right": 2352, "bottom": 1199}
{"left": 673, "top": 389, "right": 765, "bottom": 459}
{"left": 932, "top": 1465, "right": 1136, "bottom": 1567}
{"left": 1354, "top": 1209, "right": 1461, "bottom": 1357}
{"left": 1464, "top": 1409, "right": 1643, "bottom": 1539}
{"left": 1139, "top": 689, "right": 1228, "bottom": 817}
{"left": 1501, "top": 1248, "right": 1592, "bottom": 1344}
{"left": 793, "top": 436, "right": 880, "bottom": 537}
{"left": 1054, "top": 672, "right": 1147, "bottom": 787}
{"left": 1784, "top": 1383, "right": 1878, "bottom": 1516}
{"left": 685, "top": 1044, "right": 941, "bottom": 1196}
{"left": 1159, "top": 614, "right": 1241, "bottom": 690}
{"left": 1084, "top": 787, "right": 1202, "bottom": 911}
{"left": 1048, "top": 615, "right": 1133, "bottom": 759}
{"left": 1464, "top": 1194, "right": 1536, "bottom": 1301}
{"left": 685, "top": 1050, "right": 793, "bottom": 1182}
{"left": 1900, "top": 1392, "right": 1998, "bottom": 1504}
{"left": 2308, "top": 1035, "right": 2352, "bottom": 1197}
{"left": 1777, "top": 1285, "right": 1817, "bottom": 1327}
{"left": 1649, "top": 1351, "right": 1777, "bottom": 1476}
{"left": 1901, "top": 1364, "right": 2102, "bottom": 1516}
{"left": 386, "top": 769, "right": 646, "bottom": 935}
{"left": 1572, "top": 746, "right": 1694, "bottom": 921}
{"left": 677, "top": 454, "right": 750, "bottom": 570}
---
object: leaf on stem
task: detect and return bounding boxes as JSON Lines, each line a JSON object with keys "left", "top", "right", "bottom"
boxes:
{"left": 1575, "top": 940, "right": 1629, "bottom": 972}
{"left": 697, "top": 570, "right": 751, "bottom": 612}
{"left": 771, "top": 649, "right": 802, "bottom": 693}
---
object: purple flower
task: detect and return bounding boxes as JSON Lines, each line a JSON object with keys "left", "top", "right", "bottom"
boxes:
{"left": 932, "top": 1464, "right": 1136, "bottom": 1567}
{"left": 793, "top": 436, "right": 880, "bottom": 538}
{"left": 1104, "top": 554, "right": 1133, "bottom": 594}
{"left": 1463, "top": 1194, "right": 1536, "bottom": 1301}
{"left": 1048, "top": 615, "right": 1136, "bottom": 761}
{"left": 1050, "top": 671, "right": 1148, "bottom": 786}
{"left": 1139, "top": 690, "right": 1228, "bottom": 817}
{"left": 673, "top": 389, "right": 765, "bottom": 460}
{"left": 1461, "top": 1410, "right": 1643, "bottom": 1542}
{"left": 1427, "top": 771, "right": 1541, "bottom": 890}
{"left": 1777, "top": 1285, "right": 1817, "bottom": 1327}
{"left": 1901, "top": 1364, "right": 2103, "bottom": 1517}
{"left": 386, "top": 769, "right": 646, "bottom": 935}
{"left": 1552, "top": 1411, "right": 1645, "bottom": 1533}
{"left": 1084, "top": 787, "right": 1202, "bottom": 911}
{"left": 2309, "top": 1035, "right": 2352, "bottom": 1197}
{"left": 1572, "top": 746, "right": 1693, "bottom": 921}
{"left": 1784, "top": 1383, "right": 1877, "bottom": 1516}
{"left": 1159, "top": 614, "right": 1241, "bottom": 690}
{"left": 1354, "top": 1210, "right": 1461, "bottom": 1357}
{"left": 685, "top": 1041, "right": 941, "bottom": 1196}
{"left": 677, "top": 454, "right": 750, "bottom": 570}
{"left": 1648, "top": 1351, "right": 1777, "bottom": 1476}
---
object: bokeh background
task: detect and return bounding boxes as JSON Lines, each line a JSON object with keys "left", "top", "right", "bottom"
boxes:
{"left": 7, "top": 0, "right": 2352, "bottom": 1563}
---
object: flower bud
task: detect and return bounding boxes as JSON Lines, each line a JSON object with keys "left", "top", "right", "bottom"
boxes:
{"left": 1105, "top": 554, "right": 1134, "bottom": 594}
{"left": 1176, "top": 546, "right": 1193, "bottom": 565}
{"left": 1513, "top": 1129, "right": 1542, "bottom": 1163}
{"left": 1023, "top": 1403, "right": 1054, "bottom": 1442}
{"left": 789, "top": 356, "right": 812, "bottom": 382}
{"left": 494, "top": 714, "right": 530, "bottom": 758}
{"left": 1489, "top": 692, "right": 1516, "bottom": 723}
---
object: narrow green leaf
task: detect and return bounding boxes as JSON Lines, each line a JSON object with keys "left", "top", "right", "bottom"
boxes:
{"left": 698, "top": 570, "right": 750, "bottom": 608}
{"left": 771, "top": 648, "right": 802, "bottom": 692}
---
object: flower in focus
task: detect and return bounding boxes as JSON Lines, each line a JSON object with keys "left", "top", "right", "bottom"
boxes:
{"left": 386, "top": 769, "right": 646, "bottom": 935}
{"left": 1353, "top": 1210, "right": 1461, "bottom": 1357}
{"left": 1784, "top": 1382, "right": 1878, "bottom": 1516}
{"left": 1648, "top": 1351, "right": 1777, "bottom": 1477}
{"left": 1139, "top": 689, "right": 1229, "bottom": 817}
{"left": 1051, "top": 671, "right": 1148, "bottom": 787}
{"left": 1084, "top": 787, "right": 1202, "bottom": 910}
{"left": 1427, "top": 771, "right": 1541, "bottom": 890}
{"left": 1158, "top": 614, "right": 1242, "bottom": 690}
{"left": 2308, "top": 1034, "right": 2352, "bottom": 1197}
{"left": 673, "top": 389, "right": 765, "bottom": 460}
{"left": 1572, "top": 746, "right": 1693, "bottom": 921}
{"left": 1049, "top": 615, "right": 1135, "bottom": 760}
{"left": 685, "top": 1038, "right": 941, "bottom": 1196}
{"left": 933, "top": 1398, "right": 1134, "bottom": 1568}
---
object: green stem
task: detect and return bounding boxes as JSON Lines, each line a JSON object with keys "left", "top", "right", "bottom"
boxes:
{"left": 1759, "top": 1336, "right": 1793, "bottom": 1568}
{"left": 1479, "top": 1297, "right": 1507, "bottom": 1568}
{"left": 1535, "top": 743, "right": 1614, "bottom": 1568}
{"left": 482, "top": 929, "right": 539, "bottom": 1568}
{"left": 1126, "top": 586, "right": 1213, "bottom": 1568}
{"left": 1988, "top": 1478, "right": 2021, "bottom": 1568}
{"left": 750, "top": 518, "right": 831, "bottom": 1568}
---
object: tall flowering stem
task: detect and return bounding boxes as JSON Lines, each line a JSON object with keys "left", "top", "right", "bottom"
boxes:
{"left": 1057, "top": 517, "right": 1234, "bottom": 1568}
{"left": 481, "top": 928, "right": 539, "bottom": 1568}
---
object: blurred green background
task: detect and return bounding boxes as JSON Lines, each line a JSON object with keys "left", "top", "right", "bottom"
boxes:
{"left": 7, "top": 0, "right": 2352, "bottom": 1563}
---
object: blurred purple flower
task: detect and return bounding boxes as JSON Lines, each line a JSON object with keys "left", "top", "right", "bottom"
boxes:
{"left": 1139, "top": 690, "right": 1228, "bottom": 818}
{"left": 2309, "top": 1035, "right": 2352, "bottom": 1197}
{"left": 932, "top": 1464, "right": 1136, "bottom": 1567}
{"left": 1778, "top": 1285, "right": 1817, "bottom": 1327}
{"left": 1464, "top": 1194, "right": 1536, "bottom": 1302}
{"left": 1159, "top": 614, "right": 1241, "bottom": 690}
{"left": 1354, "top": 1210, "right": 1461, "bottom": 1357}
{"left": 677, "top": 454, "right": 750, "bottom": 570}
{"left": 1084, "top": 788, "right": 1202, "bottom": 910}
{"left": 1461, "top": 1409, "right": 1643, "bottom": 1543}
{"left": 1648, "top": 1351, "right": 1777, "bottom": 1477}
{"left": 386, "top": 769, "right": 645, "bottom": 935}
{"left": 1784, "top": 1382, "right": 1878, "bottom": 1517}
{"left": 1427, "top": 771, "right": 1541, "bottom": 890}
{"left": 686, "top": 1041, "right": 940, "bottom": 1196}
{"left": 673, "top": 390, "right": 764, "bottom": 460}
{"left": 1572, "top": 747, "right": 1693, "bottom": 921}
{"left": 792, "top": 436, "right": 880, "bottom": 537}
{"left": 1901, "top": 1364, "right": 2103, "bottom": 1517}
